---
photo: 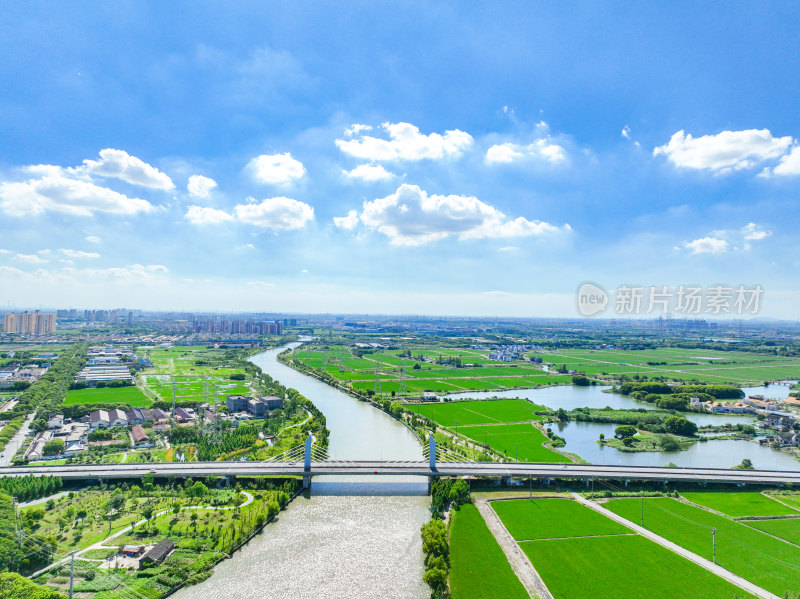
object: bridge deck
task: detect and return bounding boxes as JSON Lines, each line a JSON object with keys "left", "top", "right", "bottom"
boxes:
{"left": 2, "top": 461, "right": 800, "bottom": 485}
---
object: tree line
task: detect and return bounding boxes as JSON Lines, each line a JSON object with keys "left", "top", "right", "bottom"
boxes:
{"left": 0, "top": 475, "right": 62, "bottom": 502}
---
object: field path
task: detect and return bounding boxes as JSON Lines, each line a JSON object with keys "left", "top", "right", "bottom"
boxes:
{"left": 475, "top": 499, "right": 553, "bottom": 599}
{"left": 571, "top": 493, "right": 780, "bottom": 599}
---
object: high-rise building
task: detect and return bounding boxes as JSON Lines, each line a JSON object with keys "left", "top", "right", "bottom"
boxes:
{"left": 2, "top": 311, "right": 57, "bottom": 335}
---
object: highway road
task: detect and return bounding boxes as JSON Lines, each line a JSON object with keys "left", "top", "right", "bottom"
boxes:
{"left": 2, "top": 460, "right": 800, "bottom": 485}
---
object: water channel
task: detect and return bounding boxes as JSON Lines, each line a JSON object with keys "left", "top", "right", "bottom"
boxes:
{"left": 172, "top": 342, "right": 430, "bottom": 599}
{"left": 446, "top": 383, "right": 800, "bottom": 470}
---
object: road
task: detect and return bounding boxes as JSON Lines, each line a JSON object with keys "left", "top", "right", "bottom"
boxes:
{"left": 0, "top": 413, "right": 35, "bottom": 467}
{"left": 2, "top": 460, "right": 800, "bottom": 485}
{"left": 571, "top": 493, "right": 780, "bottom": 599}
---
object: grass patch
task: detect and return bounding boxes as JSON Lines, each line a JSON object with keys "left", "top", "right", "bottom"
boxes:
{"left": 457, "top": 423, "right": 565, "bottom": 463}
{"left": 744, "top": 518, "right": 800, "bottom": 544}
{"left": 407, "top": 399, "right": 545, "bottom": 427}
{"left": 681, "top": 491, "right": 799, "bottom": 518}
{"left": 605, "top": 497, "right": 800, "bottom": 596}
{"left": 492, "top": 498, "right": 629, "bottom": 540}
{"left": 63, "top": 386, "right": 150, "bottom": 407}
{"left": 448, "top": 503, "right": 528, "bottom": 599}
{"left": 521, "top": 534, "right": 755, "bottom": 598}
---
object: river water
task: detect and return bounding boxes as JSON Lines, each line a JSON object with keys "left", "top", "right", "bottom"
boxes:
{"left": 172, "top": 342, "right": 430, "bottom": 599}
{"left": 446, "top": 383, "right": 800, "bottom": 470}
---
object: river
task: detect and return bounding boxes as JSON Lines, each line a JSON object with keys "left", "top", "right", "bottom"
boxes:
{"left": 446, "top": 383, "right": 800, "bottom": 470}
{"left": 172, "top": 342, "right": 430, "bottom": 599}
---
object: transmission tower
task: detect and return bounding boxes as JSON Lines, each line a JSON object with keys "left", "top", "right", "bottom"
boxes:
{"left": 399, "top": 365, "right": 407, "bottom": 396}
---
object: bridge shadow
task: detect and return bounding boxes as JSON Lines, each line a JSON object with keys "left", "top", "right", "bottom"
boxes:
{"left": 307, "top": 476, "right": 429, "bottom": 497}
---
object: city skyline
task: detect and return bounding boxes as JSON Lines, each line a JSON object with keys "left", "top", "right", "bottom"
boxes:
{"left": 1, "top": 3, "right": 800, "bottom": 318}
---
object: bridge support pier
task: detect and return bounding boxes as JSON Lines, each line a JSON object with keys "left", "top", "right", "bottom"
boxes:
{"left": 624, "top": 479, "right": 629, "bottom": 487}
{"left": 502, "top": 476, "right": 512, "bottom": 486}
{"left": 544, "top": 478, "right": 551, "bottom": 485}
{"left": 303, "top": 476, "right": 311, "bottom": 490}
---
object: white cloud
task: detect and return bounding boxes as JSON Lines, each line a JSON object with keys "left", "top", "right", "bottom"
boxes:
{"left": 80, "top": 148, "right": 175, "bottom": 190}
{"left": 355, "top": 184, "right": 568, "bottom": 246}
{"left": 184, "top": 205, "right": 234, "bottom": 225}
{"left": 234, "top": 197, "right": 314, "bottom": 230}
{"left": 333, "top": 210, "right": 359, "bottom": 230}
{"left": 248, "top": 153, "right": 306, "bottom": 185}
{"left": 741, "top": 222, "right": 772, "bottom": 241}
{"left": 770, "top": 146, "right": 800, "bottom": 176}
{"left": 85, "top": 235, "right": 102, "bottom": 244}
{"left": 621, "top": 125, "right": 632, "bottom": 140}
{"left": 14, "top": 253, "right": 48, "bottom": 264}
{"left": 0, "top": 249, "right": 11, "bottom": 255}
{"left": 0, "top": 175, "right": 154, "bottom": 217}
{"left": 335, "top": 122, "right": 473, "bottom": 161}
{"left": 187, "top": 174, "right": 218, "bottom": 198}
{"left": 685, "top": 237, "right": 729, "bottom": 254}
{"left": 485, "top": 138, "right": 566, "bottom": 164}
{"left": 653, "top": 129, "right": 793, "bottom": 174}
{"left": 344, "top": 123, "right": 373, "bottom": 136}
{"left": 59, "top": 249, "right": 100, "bottom": 259}
{"left": 342, "top": 164, "right": 395, "bottom": 182}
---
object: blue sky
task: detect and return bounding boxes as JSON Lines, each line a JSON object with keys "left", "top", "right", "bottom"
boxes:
{"left": 1, "top": 2, "right": 799, "bottom": 318}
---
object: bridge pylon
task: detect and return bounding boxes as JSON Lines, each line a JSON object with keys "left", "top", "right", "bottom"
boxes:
{"left": 429, "top": 435, "right": 436, "bottom": 471}
{"left": 303, "top": 435, "right": 312, "bottom": 489}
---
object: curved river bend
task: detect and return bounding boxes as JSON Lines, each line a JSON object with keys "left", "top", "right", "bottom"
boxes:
{"left": 172, "top": 342, "right": 430, "bottom": 599}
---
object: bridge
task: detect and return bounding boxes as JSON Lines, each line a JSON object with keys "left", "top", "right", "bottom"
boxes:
{"left": 2, "top": 438, "right": 800, "bottom": 487}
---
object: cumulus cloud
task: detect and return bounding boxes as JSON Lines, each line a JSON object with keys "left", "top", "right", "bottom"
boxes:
{"left": 0, "top": 176, "right": 153, "bottom": 217}
{"left": 769, "top": 146, "right": 800, "bottom": 176}
{"left": 187, "top": 174, "right": 218, "bottom": 198}
{"left": 685, "top": 237, "right": 729, "bottom": 254}
{"left": 85, "top": 236, "right": 102, "bottom": 244}
{"left": 14, "top": 253, "right": 48, "bottom": 264}
{"left": 335, "top": 122, "right": 473, "bottom": 161}
{"left": 248, "top": 153, "right": 306, "bottom": 185}
{"left": 234, "top": 197, "right": 314, "bottom": 230}
{"left": 344, "top": 124, "right": 373, "bottom": 136}
{"left": 653, "top": 129, "right": 793, "bottom": 174}
{"left": 485, "top": 139, "right": 566, "bottom": 164}
{"left": 349, "top": 184, "right": 567, "bottom": 246}
{"left": 333, "top": 210, "right": 359, "bottom": 230}
{"left": 80, "top": 149, "right": 175, "bottom": 190}
{"left": 341, "top": 163, "right": 395, "bottom": 182}
{"left": 741, "top": 222, "right": 772, "bottom": 241}
{"left": 59, "top": 249, "right": 100, "bottom": 259}
{"left": 184, "top": 205, "right": 234, "bottom": 225}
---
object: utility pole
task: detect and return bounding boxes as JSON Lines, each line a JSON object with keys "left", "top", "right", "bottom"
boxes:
{"left": 640, "top": 494, "right": 644, "bottom": 527}
{"left": 68, "top": 550, "right": 76, "bottom": 599}
{"left": 12, "top": 496, "right": 22, "bottom": 547}
{"left": 712, "top": 528, "right": 717, "bottom": 564}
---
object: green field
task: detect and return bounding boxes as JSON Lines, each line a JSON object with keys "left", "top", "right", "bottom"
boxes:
{"left": 606, "top": 497, "right": 800, "bottom": 595}
{"left": 448, "top": 503, "right": 528, "bottom": 599}
{"left": 492, "top": 498, "right": 629, "bottom": 540}
{"left": 457, "top": 423, "right": 565, "bottom": 462}
{"left": 406, "top": 399, "right": 545, "bottom": 427}
{"left": 745, "top": 517, "right": 800, "bottom": 544}
{"left": 293, "top": 345, "right": 571, "bottom": 397}
{"left": 63, "top": 386, "right": 151, "bottom": 407}
{"left": 680, "top": 491, "right": 800, "bottom": 518}
{"left": 528, "top": 347, "right": 800, "bottom": 385}
{"left": 520, "top": 534, "right": 754, "bottom": 598}
{"left": 765, "top": 493, "right": 800, "bottom": 511}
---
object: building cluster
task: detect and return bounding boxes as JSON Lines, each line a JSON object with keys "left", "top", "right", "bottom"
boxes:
{"left": 225, "top": 394, "right": 284, "bottom": 418}
{"left": 692, "top": 394, "right": 799, "bottom": 417}
{"left": 25, "top": 418, "right": 89, "bottom": 461}
{"left": 89, "top": 407, "right": 168, "bottom": 433}
{"left": 191, "top": 316, "right": 285, "bottom": 335}
{"left": 74, "top": 346, "right": 139, "bottom": 385}
{"left": 3, "top": 311, "right": 57, "bottom": 335}
{"left": 0, "top": 363, "right": 49, "bottom": 389}
{"left": 488, "top": 345, "right": 531, "bottom": 362}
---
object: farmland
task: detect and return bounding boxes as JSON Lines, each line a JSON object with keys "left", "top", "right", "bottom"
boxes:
{"left": 528, "top": 347, "right": 800, "bottom": 385}
{"left": 492, "top": 498, "right": 753, "bottom": 599}
{"left": 606, "top": 497, "right": 800, "bottom": 595}
{"left": 457, "top": 423, "right": 565, "bottom": 462}
{"left": 680, "top": 491, "right": 799, "bottom": 517}
{"left": 492, "top": 498, "right": 628, "bottom": 540}
{"left": 745, "top": 517, "right": 800, "bottom": 544}
{"left": 63, "top": 386, "right": 151, "bottom": 407}
{"left": 138, "top": 346, "right": 253, "bottom": 402}
{"left": 520, "top": 533, "right": 753, "bottom": 598}
{"left": 406, "top": 399, "right": 545, "bottom": 427}
{"left": 448, "top": 503, "right": 528, "bottom": 599}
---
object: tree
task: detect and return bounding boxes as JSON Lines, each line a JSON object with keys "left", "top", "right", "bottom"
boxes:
{"left": 664, "top": 416, "right": 697, "bottom": 436}
{"left": 42, "top": 438, "right": 65, "bottom": 456}
{"left": 422, "top": 568, "right": 447, "bottom": 592}
{"left": 107, "top": 493, "right": 126, "bottom": 513}
{"left": 556, "top": 408, "right": 569, "bottom": 422}
{"left": 732, "top": 458, "right": 754, "bottom": 470}
{"left": 614, "top": 425, "right": 637, "bottom": 439}
{"left": 142, "top": 504, "right": 155, "bottom": 522}
{"left": 571, "top": 375, "right": 591, "bottom": 386}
